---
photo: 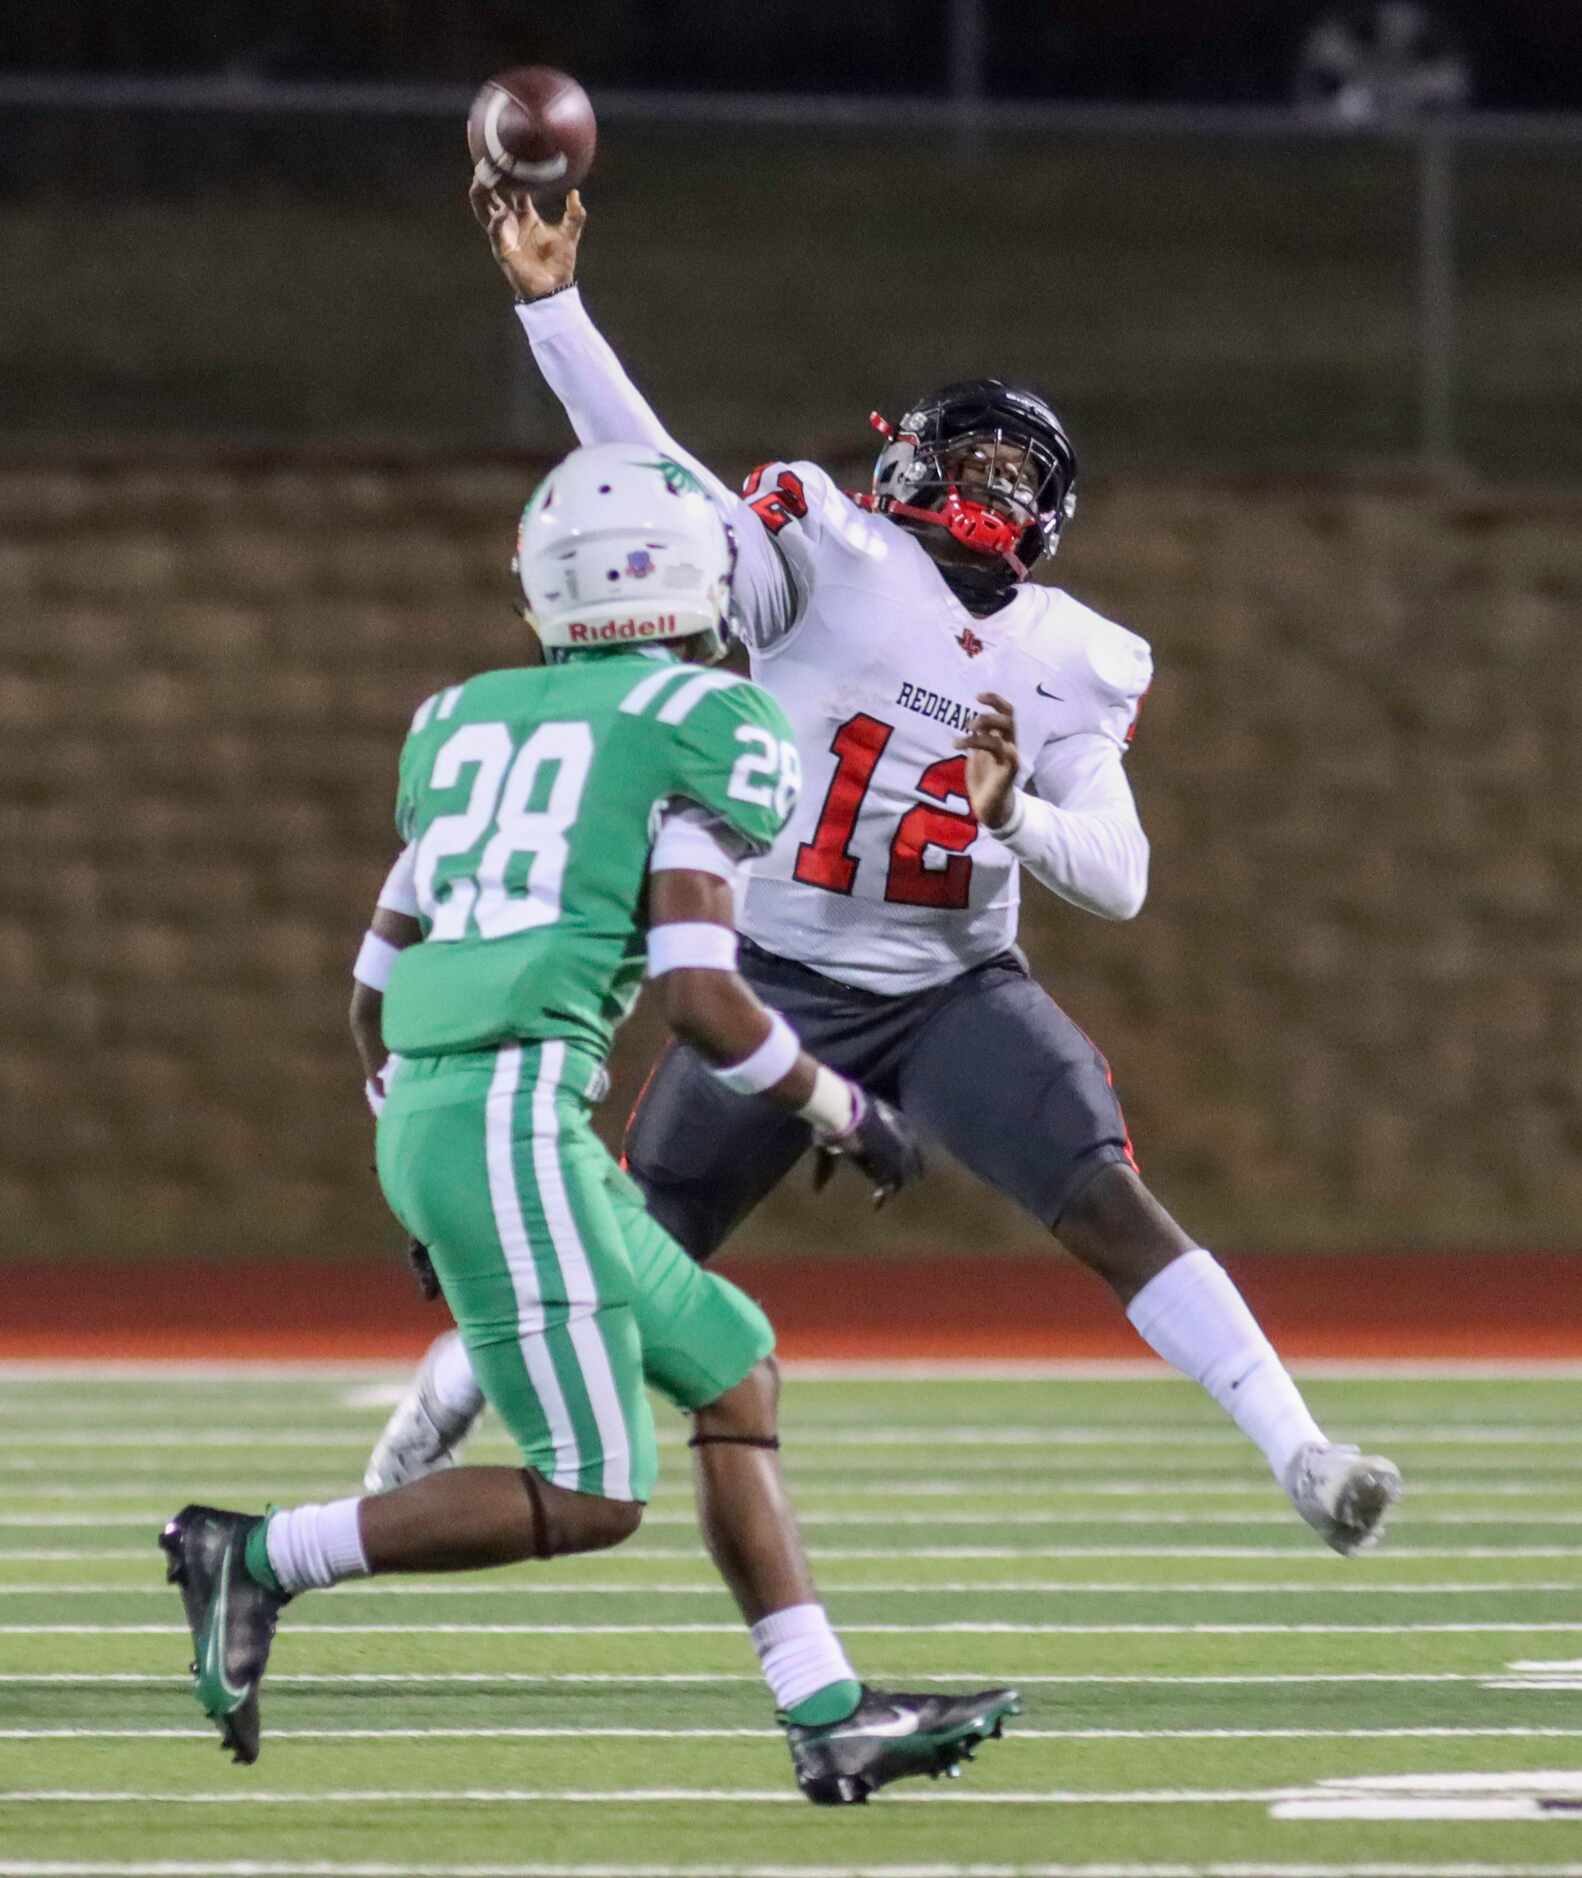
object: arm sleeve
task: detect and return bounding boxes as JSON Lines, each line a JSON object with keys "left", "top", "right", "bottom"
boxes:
{"left": 376, "top": 844, "right": 420, "bottom": 917}
{"left": 516, "top": 288, "right": 795, "bottom": 646}
{"left": 648, "top": 802, "right": 753, "bottom": 883}
{"left": 991, "top": 732, "right": 1150, "bottom": 921}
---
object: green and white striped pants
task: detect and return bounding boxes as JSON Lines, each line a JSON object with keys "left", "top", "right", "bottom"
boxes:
{"left": 377, "top": 1038, "right": 774, "bottom": 1505}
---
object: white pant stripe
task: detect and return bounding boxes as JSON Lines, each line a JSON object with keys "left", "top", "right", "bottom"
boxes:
{"left": 485, "top": 1045, "right": 582, "bottom": 1490}
{"left": 530, "top": 1042, "right": 634, "bottom": 1501}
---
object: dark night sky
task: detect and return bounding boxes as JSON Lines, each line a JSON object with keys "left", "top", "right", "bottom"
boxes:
{"left": 3, "top": 2, "right": 1578, "bottom": 110}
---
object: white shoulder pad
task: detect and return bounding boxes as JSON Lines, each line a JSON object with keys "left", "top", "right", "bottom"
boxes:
{"left": 1017, "top": 589, "right": 1153, "bottom": 748}
{"left": 740, "top": 458, "right": 881, "bottom": 601}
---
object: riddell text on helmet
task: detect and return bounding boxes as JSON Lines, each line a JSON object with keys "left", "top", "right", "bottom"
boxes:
{"left": 567, "top": 615, "right": 678, "bottom": 642}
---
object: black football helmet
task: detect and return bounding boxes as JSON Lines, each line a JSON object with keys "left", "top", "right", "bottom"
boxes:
{"left": 866, "top": 379, "right": 1078, "bottom": 588}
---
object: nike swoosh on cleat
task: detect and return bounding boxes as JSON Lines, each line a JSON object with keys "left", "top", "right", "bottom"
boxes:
{"left": 824, "top": 1708, "right": 921, "bottom": 1742}
{"left": 199, "top": 1548, "right": 248, "bottom": 1715}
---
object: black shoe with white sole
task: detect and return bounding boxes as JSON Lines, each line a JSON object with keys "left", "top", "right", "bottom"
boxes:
{"left": 785, "top": 1683, "right": 1020, "bottom": 1805}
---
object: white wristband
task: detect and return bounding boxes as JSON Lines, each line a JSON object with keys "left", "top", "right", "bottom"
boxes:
{"left": 646, "top": 922, "right": 739, "bottom": 978}
{"left": 795, "top": 1065, "right": 859, "bottom": 1138}
{"left": 353, "top": 930, "right": 402, "bottom": 991}
{"left": 711, "top": 1011, "right": 800, "bottom": 1095}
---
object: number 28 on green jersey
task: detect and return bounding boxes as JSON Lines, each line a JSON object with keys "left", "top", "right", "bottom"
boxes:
{"left": 381, "top": 652, "right": 801, "bottom": 1061}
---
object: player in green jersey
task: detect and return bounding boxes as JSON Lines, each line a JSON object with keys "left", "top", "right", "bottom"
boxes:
{"left": 160, "top": 443, "right": 1018, "bottom": 1804}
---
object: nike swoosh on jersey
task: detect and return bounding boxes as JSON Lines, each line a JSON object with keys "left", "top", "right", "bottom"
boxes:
{"left": 824, "top": 1707, "right": 922, "bottom": 1742}
{"left": 1035, "top": 684, "right": 1064, "bottom": 700}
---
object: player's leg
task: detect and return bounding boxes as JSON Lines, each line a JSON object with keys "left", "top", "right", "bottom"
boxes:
{"left": 365, "top": 937, "right": 913, "bottom": 1493}
{"left": 611, "top": 1161, "right": 1019, "bottom": 1803}
{"left": 628, "top": 935, "right": 927, "bottom": 1259}
{"left": 163, "top": 1043, "right": 654, "bottom": 1763}
{"left": 363, "top": 1030, "right": 807, "bottom": 1491}
{"left": 898, "top": 958, "right": 1401, "bottom": 1554}
{"left": 363, "top": 1324, "right": 485, "bottom": 1492}
{"left": 1057, "top": 1163, "right": 1401, "bottom": 1553}
{"left": 623, "top": 1034, "right": 811, "bottom": 1260}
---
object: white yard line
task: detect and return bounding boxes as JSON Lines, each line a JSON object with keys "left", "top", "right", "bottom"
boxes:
{"left": 1, "top": 1425, "right": 1576, "bottom": 1449}
{"left": 1, "top": 1580, "right": 1575, "bottom": 1598}
{"left": 6, "top": 1530, "right": 1582, "bottom": 1558}
{"left": 3, "top": 1500, "right": 1577, "bottom": 1528}
{"left": 8, "top": 1863, "right": 1582, "bottom": 1878}
{"left": 0, "top": 1785, "right": 1338, "bottom": 1805}
{"left": 5, "top": 1487, "right": 1577, "bottom": 1511}
{"left": 2, "top": 1530, "right": 1579, "bottom": 1561}
{"left": 5, "top": 1620, "right": 1582, "bottom": 1637}
{"left": 0, "top": 1670, "right": 1501, "bottom": 1687}
{"left": 4, "top": 1725, "right": 1582, "bottom": 1743}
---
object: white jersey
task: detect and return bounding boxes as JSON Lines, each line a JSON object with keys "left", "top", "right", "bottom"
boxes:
{"left": 731, "top": 461, "right": 1150, "bottom": 992}
{"left": 518, "top": 289, "right": 1152, "bottom": 996}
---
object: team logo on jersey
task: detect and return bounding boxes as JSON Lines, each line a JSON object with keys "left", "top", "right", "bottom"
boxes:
{"left": 956, "top": 626, "right": 985, "bottom": 658}
{"left": 625, "top": 549, "right": 656, "bottom": 579}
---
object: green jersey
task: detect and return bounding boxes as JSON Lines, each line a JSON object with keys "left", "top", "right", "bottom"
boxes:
{"left": 382, "top": 650, "right": 801, "bottom": 1061}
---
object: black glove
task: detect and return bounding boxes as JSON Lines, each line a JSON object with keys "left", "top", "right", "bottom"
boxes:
{"left": 406, "top": 1236, "right": 442, "bottom": 1303}
{"left": 811, "top": 1087, "right": 924, "bottom": 1209}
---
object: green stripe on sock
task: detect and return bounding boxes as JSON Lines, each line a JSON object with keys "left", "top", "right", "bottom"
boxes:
{"left": 243, "top": 1514, "right": 284, "bottom": 1596}
{"left": 785, "top": 1678, "right": 863, "bottom": 1728}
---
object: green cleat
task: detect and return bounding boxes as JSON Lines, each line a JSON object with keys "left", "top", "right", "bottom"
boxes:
{"left": 785, "top": 1683, "right": 1020, "bottom": 1804}
{"left": 159, "top": 1503, "right": 289, "bottom": 1765}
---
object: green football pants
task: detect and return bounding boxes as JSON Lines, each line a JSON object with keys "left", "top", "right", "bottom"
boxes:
{"left": 376, "top": 1038, "right": 774, "bottom": 1504}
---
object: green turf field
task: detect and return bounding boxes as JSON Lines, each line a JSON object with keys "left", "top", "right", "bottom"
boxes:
{"left": 1, "top": 1362, "right": 1580, "bottom": 1876}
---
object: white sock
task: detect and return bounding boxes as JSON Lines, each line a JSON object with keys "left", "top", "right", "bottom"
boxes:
{"left": 430, "top": 1333, "right": 486, "bottom": 1419}
{"left": 750, "top": 1602, "right": 858, "bottom": 1712}
{"left": 265, "top": 1497, "right": 371, "bottom": 1593}
{"left": 1126, "top": 1249, "right": 1325, "bottom": 1482}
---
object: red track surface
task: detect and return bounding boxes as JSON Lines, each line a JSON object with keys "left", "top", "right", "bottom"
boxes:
{"left": 5, "top": 1251, "right": 1579, "bottom": 1360}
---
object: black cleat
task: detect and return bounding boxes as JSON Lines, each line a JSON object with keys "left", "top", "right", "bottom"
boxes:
{"left": 785, "top": 1683, "right": 1020, "bottom": 1805}
{"left": 159, "top": 1503, "right": 289, "bottom": 1765}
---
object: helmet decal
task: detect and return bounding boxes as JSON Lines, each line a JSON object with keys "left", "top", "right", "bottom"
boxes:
{"left": 630, "top": 456, "right": 706, "bottom": 499}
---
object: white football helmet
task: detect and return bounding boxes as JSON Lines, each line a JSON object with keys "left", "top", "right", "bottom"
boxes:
{"left": 514, "top": 442, "right": 733, "bottom": 663}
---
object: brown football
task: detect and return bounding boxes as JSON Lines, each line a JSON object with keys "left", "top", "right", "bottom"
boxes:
{"left": 466, "top": 65, "right": 596, "bottom": 199}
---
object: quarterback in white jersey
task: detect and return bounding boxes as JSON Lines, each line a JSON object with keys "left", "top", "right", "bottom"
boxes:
{"left": 522, "top": 296, "right": 1152, "bottom": 1001}
{"left": 365, "top": 183, "right": 1402, "bottom": 1565}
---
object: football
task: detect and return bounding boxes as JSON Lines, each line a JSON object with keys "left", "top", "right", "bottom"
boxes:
{"left": 466, "top": 65, "right": 597, "bottom": 202}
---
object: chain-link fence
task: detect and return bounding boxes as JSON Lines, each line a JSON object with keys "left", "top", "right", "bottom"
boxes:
{"left": 2, "top": 85, "right": 1579, "bottom": 478}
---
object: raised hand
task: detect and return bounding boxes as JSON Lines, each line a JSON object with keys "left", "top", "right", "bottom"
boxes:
{"left": 469, "top": 181, "right": 587, "bottom": 302}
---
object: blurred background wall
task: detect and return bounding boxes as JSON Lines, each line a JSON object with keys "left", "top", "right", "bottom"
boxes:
{"left": 3, "top": 2, "right": 1580, "bottom": 1268}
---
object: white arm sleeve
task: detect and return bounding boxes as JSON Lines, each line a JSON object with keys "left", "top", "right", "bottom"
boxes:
{"left": 516, "top": 288, "right": 796, "bottom": 646}
{"left": 647, "top": 803, "right": 752, "bottom": 971}
{"left": 648, "top": 801, "right": 752, "bottom": 885}
{"left": 376, "top": 844, "right": 420, "bottom": 917}
{"left": 991, "top": 733, "right": 1150, "bottom": 921}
